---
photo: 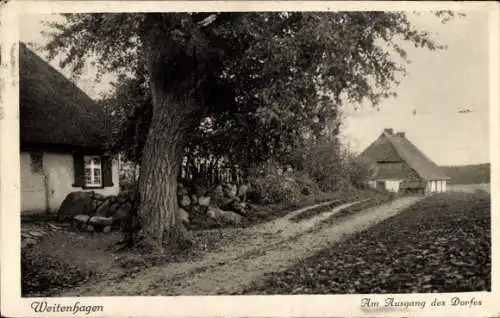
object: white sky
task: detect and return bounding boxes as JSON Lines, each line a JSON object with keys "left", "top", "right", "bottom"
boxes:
{"left": 20, "top": 11, "right": 491, "bottom": 166}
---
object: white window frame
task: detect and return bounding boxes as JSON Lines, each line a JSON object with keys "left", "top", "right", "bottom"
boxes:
{"left": 84, "top": 155, "right": 103, "bottom": 187}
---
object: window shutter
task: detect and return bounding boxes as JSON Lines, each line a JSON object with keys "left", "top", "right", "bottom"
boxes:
{"left": 73, "top": 153, "right": 84, "bottom": 187}
{"left": 102, "top": 156, "right": 114, "bottom": 187}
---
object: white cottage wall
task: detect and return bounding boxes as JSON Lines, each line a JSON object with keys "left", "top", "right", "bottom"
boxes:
{"left": 20, "top": 152, "right": 47, "bottom": 213}
{"left": 384, "top": 180, "right": 401, "bottom": 193}
{"left": 21, "top": 151, "right": 120, "bottom": 213}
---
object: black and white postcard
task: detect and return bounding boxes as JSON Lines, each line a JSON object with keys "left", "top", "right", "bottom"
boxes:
{"left": 1, "top": 1, "right": 498, "bottom": 317}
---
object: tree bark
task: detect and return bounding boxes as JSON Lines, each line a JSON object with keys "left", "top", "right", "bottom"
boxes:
{"left": 133, "top": 14, "right": 208, "bottom": 252}
{"left": 135, "top": 91, "right": 197, "bottom": 252}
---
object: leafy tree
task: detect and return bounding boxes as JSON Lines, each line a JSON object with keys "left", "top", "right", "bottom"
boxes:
{"left": 44, "top": 11, "right": 459, "bottom": 252}
{"left": 100, "top": 76, "right": 152, "bottom": 164}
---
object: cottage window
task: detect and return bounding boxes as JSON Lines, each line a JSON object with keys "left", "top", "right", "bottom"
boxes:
{"left": 30, "top": 152, "right": 43, "bottom": 174}
{"left": 84, "top": 156, "right": 102, "bottom": 187}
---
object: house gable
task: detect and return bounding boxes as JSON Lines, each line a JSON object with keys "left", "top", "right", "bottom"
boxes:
{"left": 358, "top": 133, "right": 402, "bottom": 163}
{"left": 358, "top": 129, "right": 449, "bottom": 182}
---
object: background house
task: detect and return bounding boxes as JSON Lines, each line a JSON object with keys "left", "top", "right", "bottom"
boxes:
{"left": 358, "top": 128, "right": 450, "bottom": 194}
{"left": 19, "top": 42, "right": 120, "bottom": 214}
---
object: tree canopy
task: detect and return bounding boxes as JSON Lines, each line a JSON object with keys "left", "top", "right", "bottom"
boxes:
{"left": 46, "top": 11, "right": 457, "bottom": 169}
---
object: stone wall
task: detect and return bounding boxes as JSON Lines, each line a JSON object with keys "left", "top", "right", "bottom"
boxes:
{"left": 57, "top": 181, "right": 252, "bottom": 233}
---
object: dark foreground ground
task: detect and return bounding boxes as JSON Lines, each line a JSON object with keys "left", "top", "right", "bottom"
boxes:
{"left": 245, "top": 191, "right": 491, "bottom": 294}
{"left": 21, "top": 190, "right": 490, "bottom": 296}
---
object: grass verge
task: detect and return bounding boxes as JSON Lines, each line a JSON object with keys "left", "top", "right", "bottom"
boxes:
{"left": 242, "top": 188, "right": 389, "bottom": 227}
{"left": 288, "top": 200, "right": 345, "bottom": 222}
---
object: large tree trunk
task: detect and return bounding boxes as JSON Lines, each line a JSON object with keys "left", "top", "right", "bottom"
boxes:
{"left": 133, "top": 14, "right": 208, "bottom": 252}
{"left": 135, "top": 90, "right": 198, "bottom": 251}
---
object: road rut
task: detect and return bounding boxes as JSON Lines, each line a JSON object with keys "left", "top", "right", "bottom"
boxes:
{"left": 61, "top": 196, "right": 422, "bottom": 296}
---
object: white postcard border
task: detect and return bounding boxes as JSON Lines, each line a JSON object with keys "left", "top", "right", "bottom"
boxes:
{"left": 1, "top": 1, "right": 499, "bottom": 317}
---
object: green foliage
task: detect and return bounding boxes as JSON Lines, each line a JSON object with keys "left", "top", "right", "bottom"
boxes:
{"left": 284, "top": 138, "right": 376, "bottom": 192}
{"left": 100, "top": 76, "right": 151, "bottom": 163}
{"left": 247, "top": 168, "right": 318, "bottom": 205}
{"left": 43, "top": 12, "right": 458, "bottom": 170}
{"left": 284, "top": 138, "right": 345, "bottom": 192}
{"left": 343, "top": 155, "right": 376, "bottom": 189}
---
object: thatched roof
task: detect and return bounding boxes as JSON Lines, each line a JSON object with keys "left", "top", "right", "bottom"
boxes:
{"left": 19, "top": 42, "right": 110, "bottom": 151}
{"left": 358, "top": 129, "right": 450, "bottom": 181}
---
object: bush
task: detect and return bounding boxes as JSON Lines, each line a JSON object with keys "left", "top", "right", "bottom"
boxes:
{"left": 287, "top": 170, "right": 321, "bottom": 196}
{"left": 344, "top": 156, "right": 375, "bottom": 189}
{"left": 119, "top": 161, "right": 139, "bottom": 191}
{"left": 248, "top": 170, "right": 309, "bottom": 205}
{"left": 285, "top": 139, "right": 375, "bottom": 192}
{"left": 285, "top": 140, "right": 347, "bottom": 192}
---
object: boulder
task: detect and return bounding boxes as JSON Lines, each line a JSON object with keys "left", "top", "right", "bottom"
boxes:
{"left": 207, "top": 207, "right": 242, "bottom": 225}
{"left": 230, "top": 184, "right": 238, "bottom": 197}
{"left": 86, "top": 224, "right": 95, "bottom": 232}
{"left": 118, "top": 195, "right": 128, "bottom": 203}
{"left": 179, "top": 208, "right": 190, "bottom": 225}
{"left": 108, "top": 202, "right": 121, "bottom": 215}
{"left": 228, "top": 201, "right": 248, "bottom": 216}
{"left": 118, "top": 190, "right": 131, "bottom": 198}
{"left": 89, "top": 216, "right": 114, "bottom": 226}
{"left": 91, "top": 200, "right": 99, "bottom": 213}
{"left": 22, "top": 238, "right": 38, "bottom": 249}
{"left": 57, "top": 191, "right": 94, "bottom": 221}
{"left": 94, "top": 192, "right": 105, "bottom": 201}
{"left": 223, "top": 184, "right": 237, "bottom": 198}
{"left": 194, "top": 184, "right": 207, "bottom": 198}
{"left": 213, "top": 185, "right": 224, "bottom": 197}
{"left": 73, "top": 214, "right": 91, "bottom": 224}
{"left": 238, "top": 184, "right": 249, "bottom": 198}
{"left": 211, "top": 189, "right": 226, "bottom": 207}
{"left": 178, "top": 183, "right": 188, "bottom": 197}
{"left": 47, "top": 224, "right": 59, "bottom": 231}
{"left": 95, "top": 198, "right": 112, "bottom": 217}
{"left": 190, "top": 194, "right": 198, "bottom": 205}
{"left": 198, "top": 196, "right": 211, "bottom": 207}
{"left": 180, "top": 195, "right": 191, "bottom": 207}
{"left": 29, "top": 230, "right": 45, "bottom": 238}
{"left": 221, "top": 196, "right": 239, "bottom": 209}
{"left": 103, "top": 225, "right": 112, "bottom": 233}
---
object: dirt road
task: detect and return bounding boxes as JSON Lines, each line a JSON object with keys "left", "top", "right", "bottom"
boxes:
{"left": 61, "top": 196, "right": 422, "bottom": 296}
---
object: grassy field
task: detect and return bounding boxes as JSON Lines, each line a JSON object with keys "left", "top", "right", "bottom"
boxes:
{"left": 447, "top": 183, "right": 490, "bottom": 193}
{"left": 245, "top": 191, "right": 491, "bottom": 294}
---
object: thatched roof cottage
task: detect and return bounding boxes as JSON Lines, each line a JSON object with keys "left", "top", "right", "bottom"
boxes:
{"left": 358, "top": 128, "right": 450, "bottom": 194}
{"left": 19, "top": 42, "right": 119, "bottom": 214}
